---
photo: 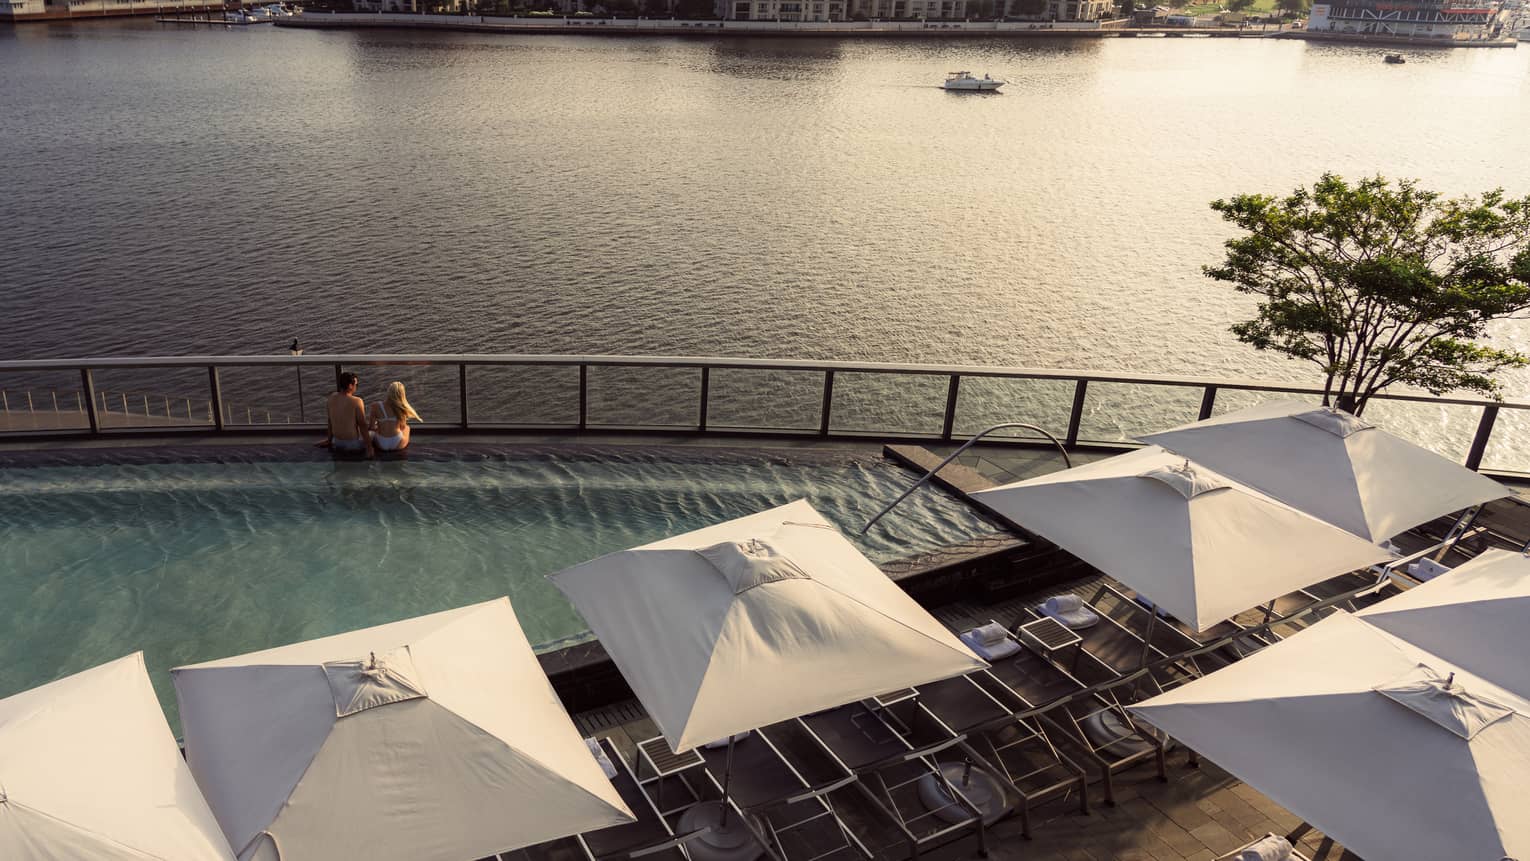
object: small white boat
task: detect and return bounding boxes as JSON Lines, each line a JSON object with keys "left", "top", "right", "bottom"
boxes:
{"left": 942, "top": 71, "right": 1005, "bottom": 92}
{"left": 224, "top": 9, "right": 257, "bottom": 22}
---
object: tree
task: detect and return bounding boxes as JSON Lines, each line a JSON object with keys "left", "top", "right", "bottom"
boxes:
{"left": 1206, "top": 174, "right": 1530, "bottom": 415}
{"left": 1274, "top": 0, "right": 1307, "bottom": 15}
{"left": 1226, "top": 0, "right": 1254, "bottom": 10}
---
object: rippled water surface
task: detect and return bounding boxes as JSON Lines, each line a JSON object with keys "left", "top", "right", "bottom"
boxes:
{"left": 0, "top": 446, "right": 994, "bottom": 717}
{"left": 2, "top": 24, "right": 1527, "bottom": 381}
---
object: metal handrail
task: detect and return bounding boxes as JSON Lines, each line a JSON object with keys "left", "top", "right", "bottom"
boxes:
{"left": 1, "top": 353, "right": 1526, "bottom": 408}
{"left": 861, "top": 422, "right": 1070, "bottom": 535}
{"left": 1, "top": 353, "right": 1524, "bottom": 472}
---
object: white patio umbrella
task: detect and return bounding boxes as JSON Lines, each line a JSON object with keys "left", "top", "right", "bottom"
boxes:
{"left": 1138, "top": 399, "right": 1509, "bottom": 542}
{"left": 549, "top": 500, "right": 988, "bottom": 850}
{"left": 1130, "top": 611, "right": 1530, "bottom": 861}
{"left": 969, "top": 446, "right": 1393, "bottom": 632}
{"left": 171, "top": 598, "right": 634, "bottom": 861}
{"left": 1356, "top": 547, "right": 1530, "bottom": 699}
{"left": 0, "top": 653, "right": 236, "bottom": 861}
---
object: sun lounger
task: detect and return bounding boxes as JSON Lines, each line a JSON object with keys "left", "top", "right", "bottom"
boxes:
{"left": 792, "top": 698, "right": 988, "bottom": 859}
{"left": 692, "top": 727, "right": 869, "bottom": 861}
{"left": 1013, "top": 606, "right": 1189, "bottom": 704}
{"left": 973, "top": 626, "right": 1166, "bottom": 806}
{"left": 915, "top": 673, "right": 1089, "bottom": 837}
{"left": 1082, "top": 584, "right": 1231, "bottom": 681}
{"left": 581, "top": 738, "right": 711, "bottom": 861}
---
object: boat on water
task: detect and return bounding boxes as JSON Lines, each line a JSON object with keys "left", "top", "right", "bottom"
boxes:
{"left": 1384, "top": 53, "right": 1405, "bottom": 64}
{"left": 942, "top": 71, "right": 1004, "bottom": 92}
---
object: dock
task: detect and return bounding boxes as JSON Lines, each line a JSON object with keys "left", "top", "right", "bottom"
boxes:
{"left": 156, "top": 14, "right": 270, "bottom": 24}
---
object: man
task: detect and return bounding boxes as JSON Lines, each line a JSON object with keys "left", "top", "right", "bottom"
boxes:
{"left": 326, "top": 372, "right": 373, "bottom": 457}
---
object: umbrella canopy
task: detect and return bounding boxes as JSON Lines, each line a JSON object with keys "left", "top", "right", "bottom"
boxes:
{"left": 1356, "top": 547, "right": 1530, "bottom": 699}
{"left": 1138, "top": 399, "right": 1508, "bottom": 542}
{"left": 0, "top": 653, "right": 236, "bottom": 861}
{"left": 172, "top": 598, "right": 633, "bottom": 861}
{"left": 549, "top": 499, "right": 987, "bottom": 753}
{"left": 1130, "top": 611, "right": 1530, "bottom": 861}
{"left": 969, "top": 447, "right": 1393, "bottom": 631}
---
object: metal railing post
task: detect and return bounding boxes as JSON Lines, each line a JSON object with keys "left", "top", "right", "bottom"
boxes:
{"left": 698, "top": 366, "right": 710, "bottom": 432}
{"left": 819, "top": 370, "right": 835, "bottom": 436}
{"left": 941, "top": 374, "right": 961, "bottom": 441}
{"left": 1065, "top": 380, "right": 1088, "bottom": 447}
{"left": 208, "top": 367, "right": 225, "bottom": 431}
{"left": 1465, "top": 404, "right": 1499, "bottom": 471}
{"left": 578, "top": 364, "right": 588, "bottom": 430}
{"left": 458, "top": 364, "right": 469, "bottom": 429}
{"left": 80, "top": 369, "right": 100, "bottom": 433}
{"left": 1198, "top": 385, "right": 1217, "bottom": 421}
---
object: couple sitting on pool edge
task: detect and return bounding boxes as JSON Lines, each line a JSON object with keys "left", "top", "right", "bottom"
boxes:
{"left": 324, "top": 372, "right": 421, "bottom": 456}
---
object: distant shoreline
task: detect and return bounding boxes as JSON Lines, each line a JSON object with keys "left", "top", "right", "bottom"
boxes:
{"left": 270, "top": 12, "right": 1518, "bottom": 45}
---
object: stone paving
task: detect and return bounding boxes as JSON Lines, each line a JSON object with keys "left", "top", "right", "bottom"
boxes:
{"left": 925, "top": 747, "right": 1346, "bottom": 861}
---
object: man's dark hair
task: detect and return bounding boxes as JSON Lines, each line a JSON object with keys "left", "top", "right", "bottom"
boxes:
{"left": 337, "top": 372, "right": 359, "bottom": 392}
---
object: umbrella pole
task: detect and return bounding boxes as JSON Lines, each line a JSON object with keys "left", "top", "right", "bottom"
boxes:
{"left": 717, "top": 733, "right": 736, "bottom": 828}
{"left": 1139, "top": 613, "right": 1157, "bottom": 668}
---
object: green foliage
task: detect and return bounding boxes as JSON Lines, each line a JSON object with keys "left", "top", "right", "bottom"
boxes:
{"left": 1275, "top": 0, "right": 1307, "bottom": 15}
{"left": 1226, "top": 0, "right": 1255, "bottom": 11}
{"left": 1207, "top": 174, "right": 1530, "bottom": 413}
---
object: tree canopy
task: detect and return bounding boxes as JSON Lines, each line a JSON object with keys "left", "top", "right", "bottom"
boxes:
{"left": 1206, "top": 174, "right": 1530, "bottom": 414}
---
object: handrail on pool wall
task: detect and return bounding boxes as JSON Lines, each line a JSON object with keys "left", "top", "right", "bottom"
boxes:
{"left": 0, "top": 353, "right": 1523, "bottom": 474}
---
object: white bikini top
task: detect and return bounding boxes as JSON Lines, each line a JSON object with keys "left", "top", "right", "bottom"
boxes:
{"left": 374, "top": 402, "right": 404, "bottom": 438}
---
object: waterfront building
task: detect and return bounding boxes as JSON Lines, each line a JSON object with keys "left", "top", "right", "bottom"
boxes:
{"left": 0, "top": 0, "right": 218, "bottom": 18}
{"left": 1307, "top": 0, "right": 1506, "bottom": 39}
{"left": 1038, "top": 0, "right": 1112, "bottom": 20}
{"left": 722, "top": 0, "right": 849, "bottom": 19}
{"left": 353, "top": 0, "right": 419, "bottom": 12}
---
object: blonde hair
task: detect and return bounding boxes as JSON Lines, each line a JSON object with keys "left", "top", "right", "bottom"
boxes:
{"left": 383, "top": 381, "right": 421, "bottom": 422}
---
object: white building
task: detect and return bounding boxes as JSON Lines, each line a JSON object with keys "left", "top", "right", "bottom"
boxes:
{"left": 1, "top": 0, "right": 219, "bottom": 18}
{"left": 724, "top": 0, "right": 848, "bottom": 18}
{"left": 1307, "top": 0, "right": 1503, "bottom": 38}
{"left": 1038, "top": 0, "right": 1109, "bottom": 18}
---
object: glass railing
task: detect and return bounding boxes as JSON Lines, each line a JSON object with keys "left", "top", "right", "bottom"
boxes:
{"left": 1, "top": 353, "right": 1524, "bottom": 474}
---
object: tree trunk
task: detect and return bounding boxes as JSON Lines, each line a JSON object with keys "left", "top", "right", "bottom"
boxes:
{"left": 1335, "top": 391, "right": 1360, "bottom": 415}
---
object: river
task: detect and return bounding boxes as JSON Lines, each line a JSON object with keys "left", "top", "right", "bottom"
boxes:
{"left": 2, "top": 22, "right": 1528, "bottom": 458}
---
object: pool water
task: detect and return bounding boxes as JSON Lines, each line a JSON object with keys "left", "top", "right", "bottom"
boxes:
{"left": 0, "top": 445, "right": 996, "bottom": 721}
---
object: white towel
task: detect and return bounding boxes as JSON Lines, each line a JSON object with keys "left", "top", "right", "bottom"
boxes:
{"left": 1408, "top": 558, "right": 1452, "bottom": 581}
{"left": 1044, "top": 594, "right": 1083, "bottom": 614}
{"left": 960, "top": 630, "right": 1020, "bottom": 661}
{"left": 972, "top": 622, "right": 1009, "bottom": 647}
{"left": 1236, "top": 834, "right": 1292, "bottom": 861}
{"left": 584, "top": 737, "right": 618, "bottom": 779}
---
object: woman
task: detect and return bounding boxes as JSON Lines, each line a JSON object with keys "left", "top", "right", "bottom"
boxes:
{"left": 368, "top": 381, "right": 421, "bottom": 453}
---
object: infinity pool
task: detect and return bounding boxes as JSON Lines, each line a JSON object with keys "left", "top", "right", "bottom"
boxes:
{"left": 0, "top": 445, "right": 995, "bottom": 719}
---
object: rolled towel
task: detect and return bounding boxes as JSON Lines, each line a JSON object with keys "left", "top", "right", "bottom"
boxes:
{"left": 1236, "top": 834, "right": 1293, "bottom": 861}
{"left": 1041, "top": 594, "right": 1101, "bottom": 629}
{"left": 972, "top": 621, "right": 1009, "bottom": 647}
{"left": 1044, "top": 594, "right": 1083, "bottom": 614}
{"left": 584, "top": 737, "right": 618, "bottom": 779}
{"left": 960, "top": 629, "right": 1020, "bottom": 661}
